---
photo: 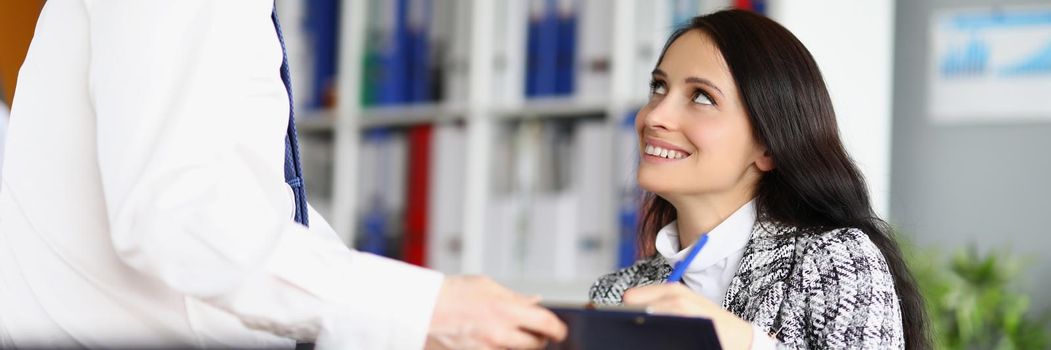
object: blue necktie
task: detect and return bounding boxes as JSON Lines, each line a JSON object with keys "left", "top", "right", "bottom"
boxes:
{"left": 272, "top": 8, "right": 310, "bottom": 227}
{"left": 274, "top": 10, "right": 316, "bottom": 349}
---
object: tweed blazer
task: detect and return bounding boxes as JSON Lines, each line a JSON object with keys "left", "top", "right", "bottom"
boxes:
{"left": 590, "top": 220, "right": 905, "bottom": 349}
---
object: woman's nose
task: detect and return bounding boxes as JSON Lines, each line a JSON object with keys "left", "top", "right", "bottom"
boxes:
{"left": 642, "top": 98, "right": 678, "bottom": 132}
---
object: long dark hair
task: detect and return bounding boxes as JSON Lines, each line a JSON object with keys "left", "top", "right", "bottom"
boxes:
{"left": 635, "top": 9, "right": 930, "bottom": 349}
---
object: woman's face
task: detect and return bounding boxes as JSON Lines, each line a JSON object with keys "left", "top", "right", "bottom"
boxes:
{"left": 636, "top": 29, "right": 773, "bottom": 201}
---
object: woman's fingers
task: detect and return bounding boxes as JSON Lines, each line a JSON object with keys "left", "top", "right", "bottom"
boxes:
{"left": 624, "top": 284, "right": 721, "bottom": 318}
{"left": 622, "top": 285, "right": 667, "bottom": 305}
{"left": 622, "top": 284, "right": 691, "bottom": 306}
{"left": 641, "top": 296, "right": 699, "bottom": 317}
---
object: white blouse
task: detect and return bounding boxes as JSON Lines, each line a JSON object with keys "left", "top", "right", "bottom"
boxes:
{"left": 654, "top": 200, "right": 777, "bottom": 349}
{"left": 655, "top": 201, "right": 756, "bottom": 304}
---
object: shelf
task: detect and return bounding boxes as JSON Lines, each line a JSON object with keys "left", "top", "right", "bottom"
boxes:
{"left": 294, "top": 98, "right": 649, "bottom": 131}
{"left": 296, "top": 109, "right": 337, "bottom": 132}
{"left": 493, "top": 97, "right": 611, "bottom": 119}
{"left": 358, "top": 103, "right": 466, "bottom": 128}
{"left": 495, "top": 96, "right": 648, "bottom": 120}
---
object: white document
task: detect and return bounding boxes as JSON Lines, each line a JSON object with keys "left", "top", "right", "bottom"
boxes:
{"left": 573, "top": 120, "right": 613, "bottom": 280}
{"left": 426, "top": 124, "right": 467, "bottom": 273}
{"left": 575, "top": 0, "right": 613, "bottom": 103}
{"left": 524, "top": 192, "right": 579, "bottom": 281}
{"left": 442, "top": 0, "right": 472, "bottom": 104}
{"left": 492, "top": 0, "right": 529, "bottom": 107}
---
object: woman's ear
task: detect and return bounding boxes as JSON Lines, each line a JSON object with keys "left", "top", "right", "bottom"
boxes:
{"left": 755, "top": 150, "right": 775, "bottom": 172}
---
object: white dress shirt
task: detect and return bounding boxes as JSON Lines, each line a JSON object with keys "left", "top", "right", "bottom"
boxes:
{"left": 654, "top": 200, "right": 777, "bottom": 349}
{"left": 0, "top": 1, "right": 441, "bottom": 349}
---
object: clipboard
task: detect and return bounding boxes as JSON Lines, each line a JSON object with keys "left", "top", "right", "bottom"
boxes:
{"left": 543, "top": 303, "right": 722, "bottom": 350}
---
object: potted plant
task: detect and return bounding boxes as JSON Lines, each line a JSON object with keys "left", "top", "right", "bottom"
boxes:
{"left": 908, "top": 244, "right": 1050, "bottom": 349}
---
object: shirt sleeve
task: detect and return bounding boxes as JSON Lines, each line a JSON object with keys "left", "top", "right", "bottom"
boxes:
{"left": 83, "top": 1, "right": 442, "bottom": 348}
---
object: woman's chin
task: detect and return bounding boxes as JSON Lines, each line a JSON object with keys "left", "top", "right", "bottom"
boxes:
{"left": 637, "top": 175, "right": 678, "bottom": 197}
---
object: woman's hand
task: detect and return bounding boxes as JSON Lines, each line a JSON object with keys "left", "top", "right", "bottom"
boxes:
{"left": 622, "top": 284, "right": 758, "bottom": 350}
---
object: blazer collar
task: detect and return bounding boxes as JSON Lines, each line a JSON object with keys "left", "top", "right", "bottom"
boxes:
{"left": 721, "top": 219, "right": 799, "bottom": 317}
{"left": 640, "top": 218, "right": 799, "bottom": 312}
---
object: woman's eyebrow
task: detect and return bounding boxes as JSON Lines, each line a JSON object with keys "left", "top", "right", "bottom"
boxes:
{"left": 652, "top": 68, "right": 725, "bottom": 97}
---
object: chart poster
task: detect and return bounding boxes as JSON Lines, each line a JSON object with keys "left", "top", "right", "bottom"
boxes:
{"left": 929, "top": 6, "right": 1051, "bottom": 123}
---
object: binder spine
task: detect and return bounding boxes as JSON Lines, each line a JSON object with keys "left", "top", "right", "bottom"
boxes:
{"left": 554, "top": 0, "right": 577, "bottom": 96}
{"left": 404, "top": 125, "right": 433, "bottom": 266}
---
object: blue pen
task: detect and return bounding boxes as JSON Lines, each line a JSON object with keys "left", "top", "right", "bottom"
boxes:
{"left": 666, "top": 234, "right": 709, "bottom": 283}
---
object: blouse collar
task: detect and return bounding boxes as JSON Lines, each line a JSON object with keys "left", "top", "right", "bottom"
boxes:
{"left": 655, "top": 200, "right": 757, "bottom": 273}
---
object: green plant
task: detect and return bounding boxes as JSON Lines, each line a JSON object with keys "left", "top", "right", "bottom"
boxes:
{"left": 907, "top": 244, "right": 1051, "bottom": 350}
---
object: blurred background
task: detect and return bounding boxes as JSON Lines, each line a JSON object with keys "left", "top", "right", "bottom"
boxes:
{"left": 1, "top": 0, "right": 1049, "bottom": 347}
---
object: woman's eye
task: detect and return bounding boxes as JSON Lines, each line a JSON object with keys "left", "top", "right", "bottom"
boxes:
{"left": 692, "top": 90, "right": 714, "bottom": 105}
{"left": 649, "top": 81, "right": 667, "bottom": 96}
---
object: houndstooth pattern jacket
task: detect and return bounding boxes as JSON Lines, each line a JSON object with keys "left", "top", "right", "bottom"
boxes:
{"left": 590, "top": 220, "right": 905, "bottom": 349}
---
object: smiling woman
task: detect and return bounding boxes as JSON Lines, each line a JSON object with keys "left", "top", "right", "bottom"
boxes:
{"left": 589, "top": 9, "right": 929, "bottom": 350}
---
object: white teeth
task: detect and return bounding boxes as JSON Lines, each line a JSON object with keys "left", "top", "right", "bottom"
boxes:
{"left": 644, "top": 144, "right": 688, "bottom": 160}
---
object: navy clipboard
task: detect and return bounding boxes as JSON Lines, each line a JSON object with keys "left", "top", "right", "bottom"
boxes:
{"left": 543, "top": 303, "right": 722, "bottom": 350}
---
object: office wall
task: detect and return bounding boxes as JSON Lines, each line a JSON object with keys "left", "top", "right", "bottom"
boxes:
{"left": 892, "top": 0, "right": 1051, "bottom": 310}
{"left": 772, "top": 0, "right": 895, "bottom": 218}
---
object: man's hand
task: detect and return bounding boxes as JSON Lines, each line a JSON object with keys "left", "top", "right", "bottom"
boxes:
{"left": 425, "top": 276, "right": 568, "bottom": 350}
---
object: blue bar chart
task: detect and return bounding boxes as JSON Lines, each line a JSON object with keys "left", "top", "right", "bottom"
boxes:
{"left": 930, "top": 7, "right": 1051, "bottom": 122}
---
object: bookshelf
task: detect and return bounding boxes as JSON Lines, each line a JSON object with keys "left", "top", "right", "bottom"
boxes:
{"left": 287, "top": 0, "right": 766, "bottom": 302}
